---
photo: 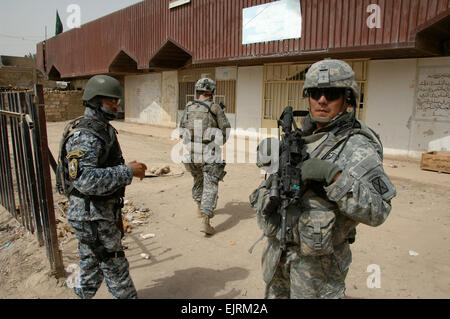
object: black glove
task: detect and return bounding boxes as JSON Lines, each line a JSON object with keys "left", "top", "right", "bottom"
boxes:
{"left": 300, "top": 158, "right": 342, "bottom": 185}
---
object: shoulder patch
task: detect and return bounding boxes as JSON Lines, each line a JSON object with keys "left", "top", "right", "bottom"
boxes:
{"left": 370, "top": 176, "right": 389, "bottom": 195}
{"left": 68, "top": 159, "right": 79, "bottom": 180}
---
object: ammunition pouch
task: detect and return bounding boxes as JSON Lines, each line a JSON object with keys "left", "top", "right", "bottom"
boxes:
{"left": 298, "top": 210, "right": 336, "bottom": 256}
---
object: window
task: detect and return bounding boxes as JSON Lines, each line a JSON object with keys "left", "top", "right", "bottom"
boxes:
{"left": 263, "top": 60, "right": 368, "bottom": 123}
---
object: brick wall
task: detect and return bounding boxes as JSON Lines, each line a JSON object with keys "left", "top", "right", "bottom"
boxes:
{"left": 44, "top": 90, "right": 84, "bottom": 122}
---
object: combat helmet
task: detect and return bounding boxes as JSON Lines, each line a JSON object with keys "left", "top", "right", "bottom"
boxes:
{"left": 82, "top": 75, "right": 123, "bottom": 102}
{"left": 302, "top": 59, "right": 359, "bottom": 107}
{"left": 195, "top": 78, "right": 216, "bottom": 94}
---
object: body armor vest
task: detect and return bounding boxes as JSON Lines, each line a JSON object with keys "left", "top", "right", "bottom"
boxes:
{"left": 183, "top": 99, "right": 219, "bottom": 144}
{"left": 56, "top": 116, "right": 125, "bottom": 199}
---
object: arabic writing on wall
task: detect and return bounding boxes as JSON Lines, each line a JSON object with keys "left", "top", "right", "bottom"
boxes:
{"left": 416, "top": 68, "right": 450, "bottom": 119}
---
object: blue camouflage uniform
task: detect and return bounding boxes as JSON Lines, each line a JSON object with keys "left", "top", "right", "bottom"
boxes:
{"left": 65, "top": 107, "right": 137, "bottom": 299}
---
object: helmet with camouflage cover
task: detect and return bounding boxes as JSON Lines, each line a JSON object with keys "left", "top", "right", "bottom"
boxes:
{"left": 302, "top": 59, "right": 359, "bottom": 107}
{"left": 195, "top": 78, "right": 216, "bottom": 94}
{"left": 256, "top": 137, "right": 279, "bottom": 168}
{"left": 82, "top": 75, "right": 123, "bottom": 102}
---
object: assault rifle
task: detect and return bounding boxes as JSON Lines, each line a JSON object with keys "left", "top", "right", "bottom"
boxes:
{"left": 269, "top": 106, "right": 309, "bottom": 251}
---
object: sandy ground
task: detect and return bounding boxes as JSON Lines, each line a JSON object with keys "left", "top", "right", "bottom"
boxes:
{"left": 0, "top": 119, "right": 449, "bottom": 299}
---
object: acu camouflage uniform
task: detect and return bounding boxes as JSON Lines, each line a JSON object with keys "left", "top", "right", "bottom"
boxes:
{"left": 62, "top": 107, "right": 137, "bottom": 299}
{"left": 179, "top": 96, "right": 231, "bottom": 218}
{"left": 250, "top": 59, "right": 396, "bottom": 299}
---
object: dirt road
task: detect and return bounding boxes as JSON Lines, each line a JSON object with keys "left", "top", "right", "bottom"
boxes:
{"left": 0, "top": 120, "right": 449, "bottom": 299}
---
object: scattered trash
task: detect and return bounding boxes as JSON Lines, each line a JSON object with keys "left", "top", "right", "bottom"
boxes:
{"left": 140, "top": 253, "right": 150, "bottom": 259}
{"left": 409, "top": 250, "right": 419, "bottom": 256}
{"left": 0, "top": 225, "right": 12, "bottom": 232}
{"left": 55, "top": 199, "right": 152, "bottom": 237}
{"left": 65, "top": 264, "right": 81, "bottom": 288}
{"left": 141, "top": 233, "right": 155, "bottom": 239}
{"left": 229, "top": 241, "right": 236, "bottom": 246}
{"left": 389, "top": 164, "right": 398, "bottom": 168}
{"left": 400, "top": 185, "right": 406, "bottom": 189}
{"left": 1, "top": 242, "right": 11, "bottom": 249}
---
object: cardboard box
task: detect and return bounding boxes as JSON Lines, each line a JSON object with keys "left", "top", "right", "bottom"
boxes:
{"left": 420, "top": 151, "right": 450, "bottom": 174}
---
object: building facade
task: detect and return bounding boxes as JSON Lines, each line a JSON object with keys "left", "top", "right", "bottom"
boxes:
{"left": 37, "top": 0, "right": 450, "bottom": 158}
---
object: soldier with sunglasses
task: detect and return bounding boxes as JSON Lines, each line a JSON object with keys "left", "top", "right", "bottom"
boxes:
{"left": 251, "top": 59, "right": 396, "bottom": 299}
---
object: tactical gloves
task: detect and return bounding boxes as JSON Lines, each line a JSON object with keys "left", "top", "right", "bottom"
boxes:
{"left": 300, "top": 158, "right": 342, "bottom": 185}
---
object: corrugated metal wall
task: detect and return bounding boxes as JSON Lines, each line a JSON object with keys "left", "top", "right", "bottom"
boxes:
{"left": 38, "top": 0, "right": 450, "bottom": 78}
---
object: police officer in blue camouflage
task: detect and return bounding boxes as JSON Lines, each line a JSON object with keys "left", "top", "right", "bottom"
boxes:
{"left": 250, "top": 59, "right": 397, "bottom": 299}
{"left": 56, "top": 75, "right": 147, "bottom": 299}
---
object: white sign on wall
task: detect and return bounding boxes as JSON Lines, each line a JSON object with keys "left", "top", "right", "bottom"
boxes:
{"left": 242, "top": 0, "right": 302, "bottom": 45}
{"left": 415, "top": 66, "right": 450, "bottom": 120}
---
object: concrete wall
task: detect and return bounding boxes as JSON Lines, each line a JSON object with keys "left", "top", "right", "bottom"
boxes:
{"left": 411, "top": 58, "right": 450, "bottom": 153}
{"left": 365, "top": 59, "right": 417, "bottom": 156}
{"left": 235, "top": 66, "right": 263, "bottom": 131}
{"left": 125, "top": 72, "right": 178, "bottom": 128}
{"left": 161, "top": 71, "right": 178, "bottom": 127}
{"left": 366, "top": 57, "right": 450, "bottom": 158}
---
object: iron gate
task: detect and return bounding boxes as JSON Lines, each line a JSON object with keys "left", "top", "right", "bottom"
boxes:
{"left": 0, "top": 85, "right": 65, "bottom": 278}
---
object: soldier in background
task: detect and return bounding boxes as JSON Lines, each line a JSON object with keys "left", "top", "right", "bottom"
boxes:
{"left": 56, "top": 75, "right": 147, "bottom": 298}
{"left": 250, "top": 59, "right": 396, "bottom": 298}
{"left": 179, "top": 78, "right": 231, "bottom": 236}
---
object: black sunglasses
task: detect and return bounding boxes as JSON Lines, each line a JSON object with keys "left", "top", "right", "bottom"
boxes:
{"left": 307, "top": 88, "right": 345, "bottom": 101}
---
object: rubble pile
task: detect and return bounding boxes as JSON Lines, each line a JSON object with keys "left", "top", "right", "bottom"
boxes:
{"left": 54, "top": 199, "right": 152, "bottom": 242}
{"left": 121, "top": 200, "right": 152, "bottom": 233}
{"left": 148, "top": 165, "right": 171, "bottom": 176}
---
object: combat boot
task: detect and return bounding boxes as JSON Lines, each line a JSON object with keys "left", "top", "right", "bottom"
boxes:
{"left": 201, "top": 215, "right": 215, "bottom": 236}
{"left": 196, "top": 202, "right": 202, "bottom": 218}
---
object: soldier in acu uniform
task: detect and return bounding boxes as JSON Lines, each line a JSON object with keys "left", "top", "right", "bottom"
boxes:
{"left": 250, "top": 59, "right": 397, "bottom": 299}
{"left": 56, "top": 75, "right": 147, "bottom": 299}
{"left": 179, "top": 78, "right": 231, "bottom": 236}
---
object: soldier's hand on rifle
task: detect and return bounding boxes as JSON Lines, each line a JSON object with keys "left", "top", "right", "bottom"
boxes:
{"left": 129, "top": 160, "right": 147, "bottom": 180}
{"left": 300, "top": 158, "right": 342, "bottom": 185}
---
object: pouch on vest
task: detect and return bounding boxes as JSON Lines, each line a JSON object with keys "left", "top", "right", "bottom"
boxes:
{"left": 298, "top": 210, "right": 336, "bottom": 256}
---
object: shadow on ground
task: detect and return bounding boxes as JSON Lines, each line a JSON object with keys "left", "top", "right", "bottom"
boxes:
{"left": 213, "top": 201, "right": 255, "bottom": 234}
{"left": 138, "top": 266, "right": 249, "bottom": 299}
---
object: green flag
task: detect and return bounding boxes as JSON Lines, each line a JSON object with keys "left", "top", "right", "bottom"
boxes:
{"left": 55, "top": 10, "right": 63, "bottom": 35}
